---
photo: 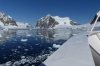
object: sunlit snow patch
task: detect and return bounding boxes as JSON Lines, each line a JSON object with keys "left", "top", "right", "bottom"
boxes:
{"left": 21, "top": 39, "right": 28, "bottom": 42}
{"left": 53, "top": 44, "right": 61, "bottom": 48}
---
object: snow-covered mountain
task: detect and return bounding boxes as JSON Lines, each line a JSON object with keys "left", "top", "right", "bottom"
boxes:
{"left": 36, "top": 14, "right": 80, "bottom": 29}
{"left": 0, "top": 12, "right": 32, "bottom": 29}
{"left": 16, "top": 22, "right": 33, "bottom": 28}
{"left": 0, "top": 12, "right": 17, "bottom": 27}
{"left": 36, "top": 14, "right": 59, "bottom": 29}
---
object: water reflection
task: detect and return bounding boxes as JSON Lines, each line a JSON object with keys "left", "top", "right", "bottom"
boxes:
{"left": 0, "top": 30, "right": 33, "bottom": 45}
{"left": 36, "top": 29, "right": 72, "bottom": 43}
{"left": 0, "top": 29, "right": 72, "bottom": 66}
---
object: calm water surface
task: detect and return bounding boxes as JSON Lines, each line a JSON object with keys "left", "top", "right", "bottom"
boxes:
{"left": 0, "top": 29, "right": 73, "bottom": 66}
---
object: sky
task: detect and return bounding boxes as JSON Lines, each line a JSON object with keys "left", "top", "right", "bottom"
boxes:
{"left": 0, "top": 0, "right": 100, "bottom": 26}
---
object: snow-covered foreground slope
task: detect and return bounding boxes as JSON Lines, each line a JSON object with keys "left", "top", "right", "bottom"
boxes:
{"left": 40, "top": 32, "right": 95, "bottom": 66}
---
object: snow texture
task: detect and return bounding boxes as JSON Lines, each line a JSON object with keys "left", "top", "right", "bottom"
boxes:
{"left": 40, "top": 32, "right": 95, "bottom": 66}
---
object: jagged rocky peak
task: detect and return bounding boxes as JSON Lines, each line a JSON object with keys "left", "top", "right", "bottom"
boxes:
{"left": 0, "top": 11, "right": 17, "bottom": 26}
{"left": 0, "top": 12, "right": 5, "bottom": 17}
{"left": 46, "top": 14, "right": 51, "bottom": 18}
{"left": 36, "top": 14, "right": 80, "bottom": 29}
{"left": 36, "top": 14, "right": 59, "bottom": 28}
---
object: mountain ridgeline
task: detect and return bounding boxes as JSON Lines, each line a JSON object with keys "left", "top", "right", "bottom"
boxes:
{"left": 0, "top": 12, "right": 32, "bottom": 28}
{"left": 36, "top": 14, "right": 80, "bottom": 29}
{"left": 0, "top": 12, "right": 17, "bottom": 26}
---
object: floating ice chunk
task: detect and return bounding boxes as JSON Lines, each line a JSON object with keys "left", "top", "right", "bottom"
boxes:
{"left": 20, "top": 59, "right": 27, "bottom": 64}
{"left": 24, "top": 49, "right": 29, "bottom": 51}
{"left": 21, "top": 56, "right": 25, "bottom": 59}
{"left": 21, "top": 39, "right": 28, "bottom": 42}
{"left": 5, "top": 61, "right": 12, "bottom": 66}
{"left": 13, "top": 61, "right": 21, "bottom": 66}
{"left": 48, "top": 47, "right": 52, "bottom": 50}
{"left": 53, "top": 44, "right": 61, "bottom": 48}
{"left": 0, "top": 64, "right": 5, "bottom": 66}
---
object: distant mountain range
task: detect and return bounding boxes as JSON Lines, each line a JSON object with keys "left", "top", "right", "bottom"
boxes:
{"left": 1, "top": 11, "right": 100, "bottom": 29}
{"left": 35, "top": 14, "right": 80, "bottom": 29}
{"left": 0, "top": 12, "right": 32, "bottom": 29}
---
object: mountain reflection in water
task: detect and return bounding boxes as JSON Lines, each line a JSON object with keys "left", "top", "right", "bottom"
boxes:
{"left": 0, "top": 29, "right": 72, "bottom": 66}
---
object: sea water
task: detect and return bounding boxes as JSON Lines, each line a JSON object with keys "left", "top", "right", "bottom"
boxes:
{"left": 0, "top": 29, "right": 75, "bottom": 66}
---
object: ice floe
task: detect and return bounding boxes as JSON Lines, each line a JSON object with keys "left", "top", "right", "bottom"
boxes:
{"left": 53, "top": 44, "right": 61, "bottom": 48}
{"left": 21, "top": 39, "right": 28, "bottom": 42}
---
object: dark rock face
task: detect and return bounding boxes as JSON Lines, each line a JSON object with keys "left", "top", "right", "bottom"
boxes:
{"left": 90, "top": 15, "right": 100, "bottom": 24}
{"left": 0, "top": 12, "right": 17, "bottom": 26}
{"left": 36, "top": 15, "right": 59, "bottom": 28}
{"left": 70, "top": 21, "right": 80, "bottom": 25}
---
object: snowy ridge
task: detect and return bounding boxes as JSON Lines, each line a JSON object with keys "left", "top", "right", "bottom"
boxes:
{"left": 35, "top": 14, "right": 80, "bottom": 29}
{"left": 52, "top": 16, "right": 71, "bottom": 26}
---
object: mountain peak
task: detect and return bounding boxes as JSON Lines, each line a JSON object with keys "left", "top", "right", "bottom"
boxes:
{"left": 0, "top": 11, "right": 17, "bottom": 26}
{"left": 0, "top": 11, "right": 5, "bottom": 17}
{"left": 36, "top": 14, "right": 80, "bottom": 29}
{"left": 8, "top": 15, "right": 12, "bottom": 18}
{"left": 46, "top": 14, "right": 51, "bottom": 18}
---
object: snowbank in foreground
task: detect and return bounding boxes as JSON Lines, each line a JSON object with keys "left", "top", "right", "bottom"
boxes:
{"left": 40, "top": 32, "right": 95, "bottom": 66}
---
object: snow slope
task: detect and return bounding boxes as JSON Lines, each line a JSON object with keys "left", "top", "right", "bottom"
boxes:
{"left": 52, "top": 16, "right": 71, "bottom": 26}
{"left": 40, "top": 32, "right": 95, "bottom": 66}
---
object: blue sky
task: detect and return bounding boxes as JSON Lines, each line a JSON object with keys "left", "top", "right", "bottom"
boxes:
{"left": 0, "top": 0, "right": 100, "bottom": 26}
